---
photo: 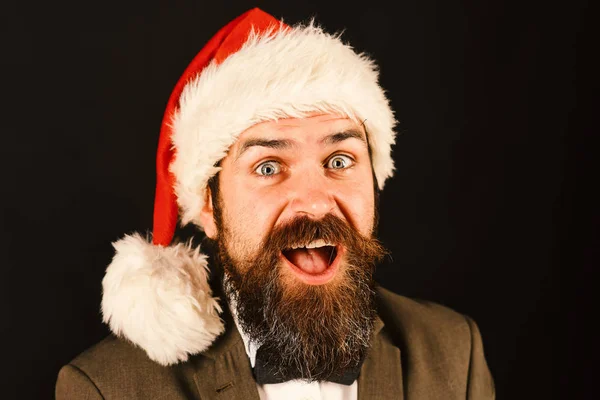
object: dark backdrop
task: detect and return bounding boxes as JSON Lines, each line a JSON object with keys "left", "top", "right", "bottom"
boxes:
{"left": 1, "top": 1, "right": 593, "bottom": 399}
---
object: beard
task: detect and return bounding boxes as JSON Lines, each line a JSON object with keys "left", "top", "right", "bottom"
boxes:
{"left": 215, "top": 213, "right": 387, "bottom": 382}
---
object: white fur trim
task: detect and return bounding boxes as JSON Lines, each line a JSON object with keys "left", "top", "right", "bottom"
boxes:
{"left": 101, "top": 233, "right": 224, "bottom": 365}
{"left": 171, "top": 21, "right": 397, "bottom": 228}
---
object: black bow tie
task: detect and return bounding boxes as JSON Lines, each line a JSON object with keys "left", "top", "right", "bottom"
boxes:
{"left": 253, "top": 346, "right": 363, "bottom": 386}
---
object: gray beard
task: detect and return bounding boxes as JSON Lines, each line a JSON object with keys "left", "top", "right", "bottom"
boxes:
{"left": 222, "top": 266, "right": 377, "bottom": 382}
{"left": 216, "top": 214, "right": 386, "bottom": 382}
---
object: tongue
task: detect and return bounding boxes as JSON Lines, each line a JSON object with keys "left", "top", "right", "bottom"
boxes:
{"left": 285, "top": 247, "right": 331, "bottom": 274}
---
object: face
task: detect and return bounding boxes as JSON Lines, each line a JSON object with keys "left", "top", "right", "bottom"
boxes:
{"left": 200, "top": 114, "right": 386, "bottom": 382}
{"left": 202, "top": 114, "right": 376, "bottom": 278}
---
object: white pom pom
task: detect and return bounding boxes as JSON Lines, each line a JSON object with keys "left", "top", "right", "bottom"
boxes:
{"left": 101, "top": 233, "right": 224, "bottom": 365}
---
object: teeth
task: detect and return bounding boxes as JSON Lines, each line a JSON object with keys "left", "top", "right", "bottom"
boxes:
{"left": 291, "top": 239, "right": 333, "bottom": 249}
{"left": 288, "top": 239, "right": 335, "bottom": 250}
{"left": 306, "top": 239, "right": 328, "bottom": 249}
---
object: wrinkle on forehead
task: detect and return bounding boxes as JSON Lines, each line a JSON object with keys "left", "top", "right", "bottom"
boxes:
{"left": 232, "top": 114, "right": 366, "bottom": 149}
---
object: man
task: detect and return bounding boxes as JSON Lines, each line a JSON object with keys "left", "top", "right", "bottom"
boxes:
{"left": 56, "top": 8, "right": 495, "bottom": 399}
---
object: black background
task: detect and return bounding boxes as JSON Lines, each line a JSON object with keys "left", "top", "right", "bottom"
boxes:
{"left": 1, "top": 0, "right": 594, "bottom": 399}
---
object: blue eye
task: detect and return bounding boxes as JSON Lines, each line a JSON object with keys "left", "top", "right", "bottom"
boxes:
{"left": 256, "top": 161, "right": 281, "bottom": 176}
{"left": 326, "top": 155, "right": 353, "bottom": 169}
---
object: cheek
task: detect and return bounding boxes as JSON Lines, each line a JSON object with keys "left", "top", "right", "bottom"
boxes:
{"left": 220, "top": 183, "right": 280, "bottom": 256}
{"left": 352, "top": 194, "right": 376, "bottom": 235}
{"left": 336, "top": 179, "right": 376, "bottom": 236}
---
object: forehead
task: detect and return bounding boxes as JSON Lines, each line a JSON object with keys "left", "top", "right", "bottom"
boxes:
{"left": 231, "top": 114, "right": 367, "bottom": 148}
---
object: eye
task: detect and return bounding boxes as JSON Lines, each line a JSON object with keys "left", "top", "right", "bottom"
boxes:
{"left": 326, "top": 154, "right": 354, "bottom": 169}
{"left": 255, "top": 161, "right": 282, "bottom": 176}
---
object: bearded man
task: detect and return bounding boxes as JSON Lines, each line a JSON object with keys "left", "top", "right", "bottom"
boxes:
{"left": 56, "top": 8, "right": 495, "bottom": 399}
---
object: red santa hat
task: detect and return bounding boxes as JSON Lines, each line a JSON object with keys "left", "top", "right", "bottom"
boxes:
{"left": 101, "top": 8, "right": 397, "bottom": 366}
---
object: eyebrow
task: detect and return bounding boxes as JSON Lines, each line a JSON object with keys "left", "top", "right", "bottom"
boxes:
{"left": 235, "top": 138, "right": 296, "bottom": 160}
{"left": 319, "top": 129, "right": 368, "bottom": 146}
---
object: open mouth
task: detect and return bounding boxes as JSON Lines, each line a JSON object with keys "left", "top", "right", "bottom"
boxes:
{"left": 281, "top": 239, "right": 341, "bottom": 284}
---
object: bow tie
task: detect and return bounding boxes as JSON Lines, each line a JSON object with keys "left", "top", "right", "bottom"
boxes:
{"left": 253, "top": 346, "right": 363, "bottom": 386}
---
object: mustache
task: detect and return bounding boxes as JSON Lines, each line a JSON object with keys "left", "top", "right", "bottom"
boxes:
{"left": 263, "top": 213, "right": 385, "bottom": 260}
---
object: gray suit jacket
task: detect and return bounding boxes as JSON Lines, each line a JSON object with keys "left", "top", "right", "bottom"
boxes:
{"left": 56, "top": 287, "right": 495, "bottom": 399}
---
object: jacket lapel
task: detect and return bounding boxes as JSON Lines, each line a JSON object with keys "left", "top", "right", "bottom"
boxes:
{"left": 358, "top": 317, "right": 404, "bottom": 400}
{"left": 191, "top": 310, "right": 261, "bottom": 400}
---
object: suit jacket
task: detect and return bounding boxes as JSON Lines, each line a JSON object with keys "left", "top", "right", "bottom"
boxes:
{"left": 56, "top": 287, "right": 495, "bottom": 399}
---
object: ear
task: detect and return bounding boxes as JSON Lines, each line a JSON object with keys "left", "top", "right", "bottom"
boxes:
{"left": 199, "top": 186, "right": 218, "bottom": 239}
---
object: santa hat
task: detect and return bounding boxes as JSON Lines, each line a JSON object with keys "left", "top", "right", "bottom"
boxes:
{"left": 101, "top": 7, "right": 397, "bottom": 366}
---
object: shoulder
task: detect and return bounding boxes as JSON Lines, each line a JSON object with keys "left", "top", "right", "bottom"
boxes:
{"left": 375, "top": 285, "right": 475, "bottom": 365}
{"left": 56, "top": 335, "right": 190, "bottom": 399}
{"left": 68, "top": 334, "right": 160, "bottom": 378}
{"left": 376, "top": 285, "right": 472, "bottom": 333}
{"left": 375, "top": 286, "right": 496, "bottom": 398}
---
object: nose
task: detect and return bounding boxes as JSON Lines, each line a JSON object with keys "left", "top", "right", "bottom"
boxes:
{"left": 288, "top": 172, "right": 335, "bottom": 219}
